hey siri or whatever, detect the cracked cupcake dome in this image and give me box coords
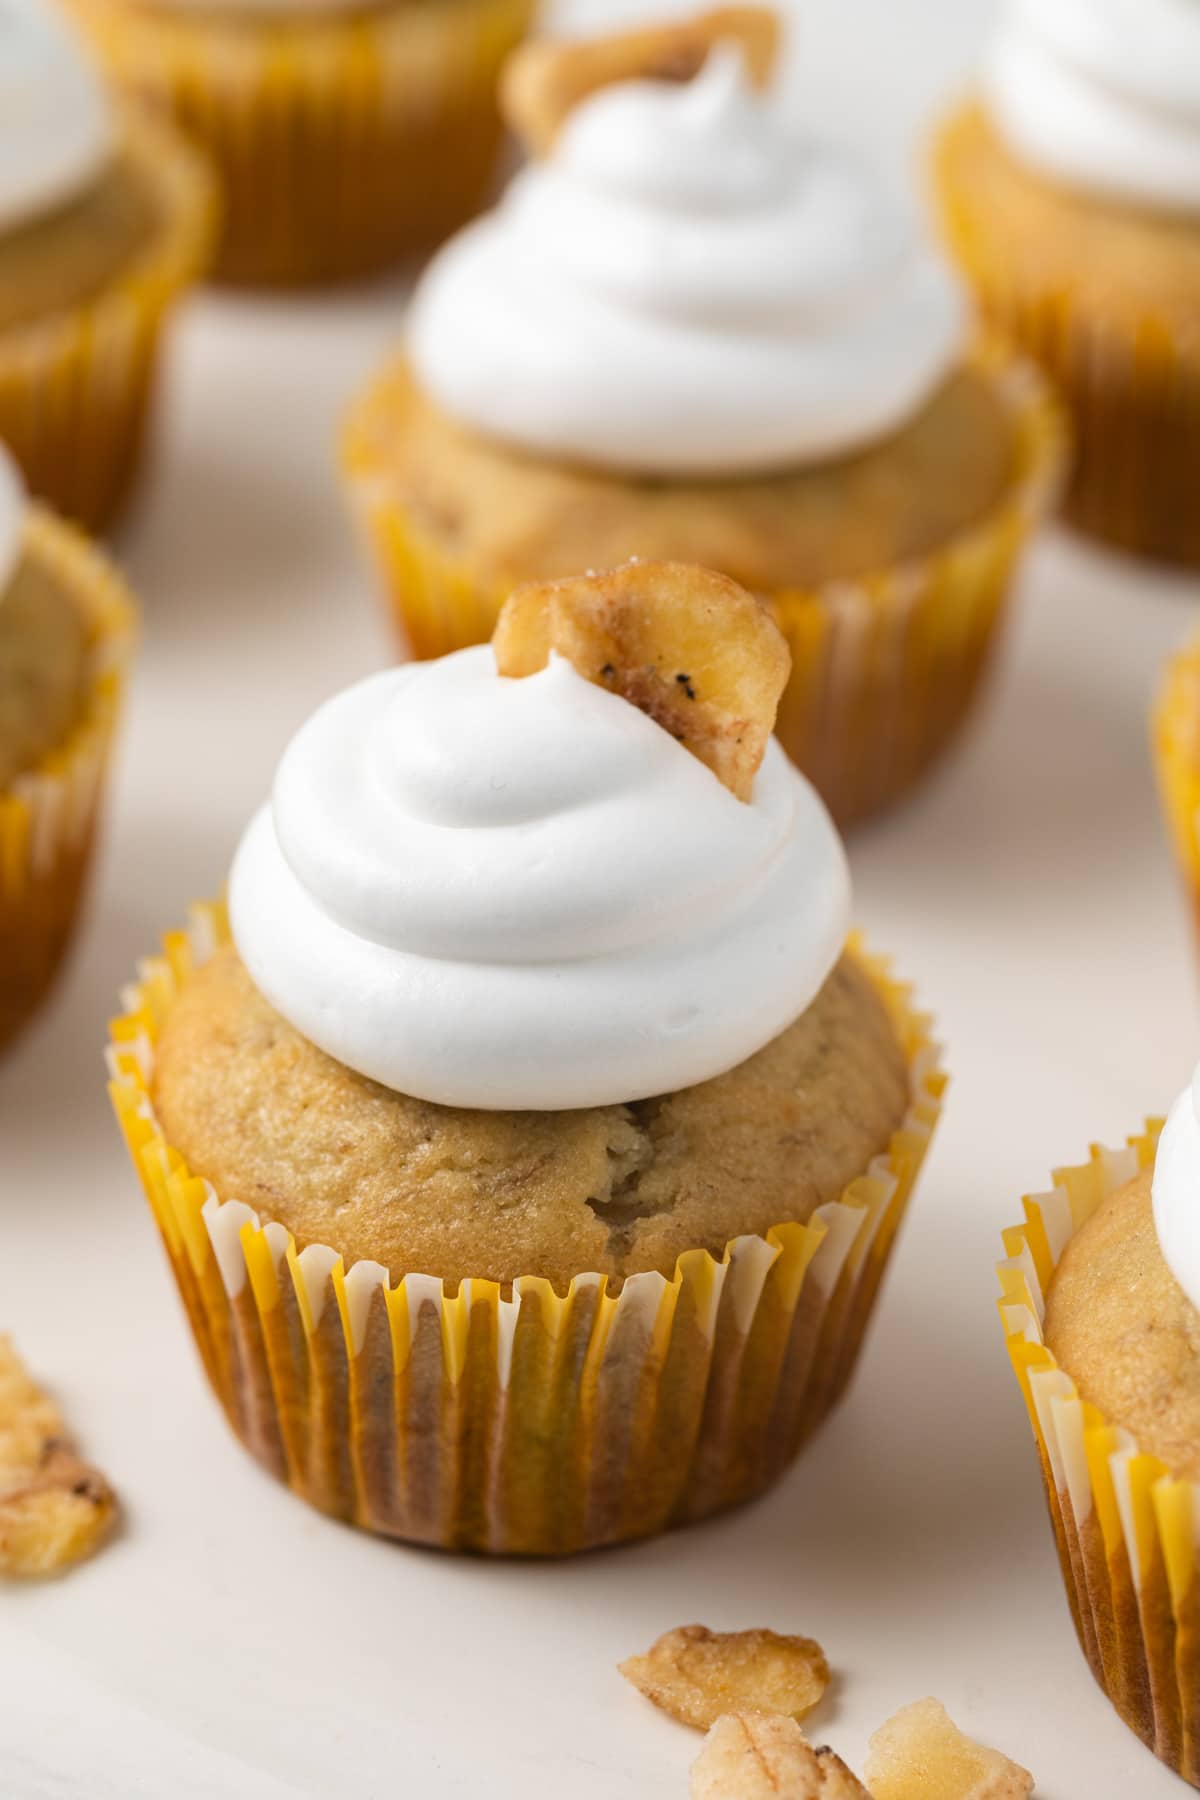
[493,559,791,802]
[500,5,781,157]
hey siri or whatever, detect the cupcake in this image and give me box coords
[1155,633,1200,945]
[934,0,1200,566]
[342,7,1066,827]
[109,559,943,1555]
[69,0,534,289]
[0,0,214,531]
[998,1093,1200,1783]
[0,443,136,1050]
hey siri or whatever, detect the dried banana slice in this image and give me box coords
[0,1334,117,1577]
[865,1700,1034,1800]
[493,561,790,802]
[501,7,781,156]
[690,1714,870,1799]
[619,1623,829,1731]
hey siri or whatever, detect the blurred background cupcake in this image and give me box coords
[68,0,535,288]
[1154,631,1200,948]
[109,561,942,1555]
[343,6,1065,827]
[934,0,1200,567]
[0,0,213,529]
[999,1089,1200,1785]
[0,442,136,1050]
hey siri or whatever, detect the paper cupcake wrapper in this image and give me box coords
[996,1121,1200,1785]
[1,511,136,1050]
[935,102,1200,568]
[108,906,943,1555]
[1154,635,1200,949]
[342,338,1066,828]
[74,0,533,288]
[0,112,214,534]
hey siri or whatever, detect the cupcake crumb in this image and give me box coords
[620,1624,829,1732]
[0,1335,117,1578]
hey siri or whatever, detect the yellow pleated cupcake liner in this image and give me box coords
[0,111,215,534]
[997,1121,1200,1785]
[1,511,136,1050]
[342,338,1066,827]
[108,904,943,1555]
[1154,635,1200,949]
[935,101,1200,568]
[73,0,533,288]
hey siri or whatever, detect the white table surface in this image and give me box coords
[3,2,1199,1794]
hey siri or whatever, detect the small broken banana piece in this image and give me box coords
[865,1700,1033,1800]
[493,561,791,802]
[0,1334,117,1577]
[619,1623,828,1731]
[501,7,781,156]
[690,1714,870,1800]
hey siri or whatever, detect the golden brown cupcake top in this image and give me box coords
[1045,1169,1200,1480]
[936,104,1200,330]
[151,944,909,1290]
[0,146,159,336]
[349,360,1014,594]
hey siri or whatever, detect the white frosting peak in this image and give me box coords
[986,0,1200,215]
[0,443,26,599]
[1153,1071,1200,1309]
[408,49,965,477]
[0,0,112,237]
[229,647,851,1111]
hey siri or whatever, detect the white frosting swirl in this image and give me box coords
[0,443,24,598]
[408,47,965,477]
[1153,1071,1200,1311]
[986,0,1200,215]
[0,0,112,237]
[229,647,851,1111]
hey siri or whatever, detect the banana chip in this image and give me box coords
[494,560,790,802]
[0,1335,117,1578]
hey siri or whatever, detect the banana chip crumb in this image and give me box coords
[501,7,781,156]
[620,1624,829,1732]
[690,1714,870,1799]
[865,1700,1033,1800]
[0,1335,117,1577]
[494,561,791,802]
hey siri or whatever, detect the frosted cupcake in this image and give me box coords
[0,444,136,1048]
[0,0,214,530]
[999,1082,1200,1784]
[69,0,534,288]
[343,7,1065,826]
[935,0,1200,566]
[110,559,942,1554]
